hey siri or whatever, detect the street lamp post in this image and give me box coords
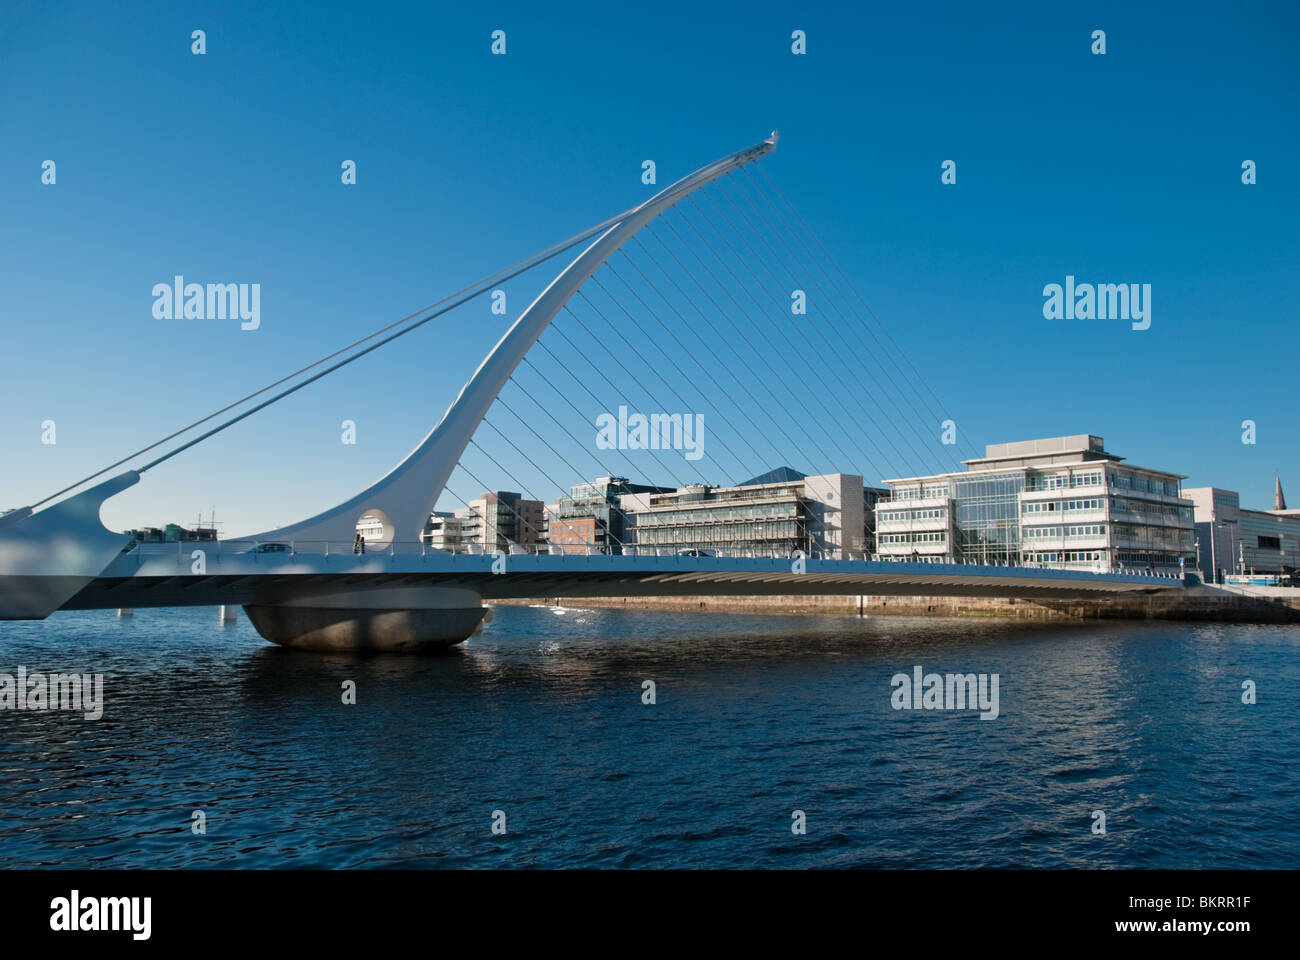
[1212,519,1238,583]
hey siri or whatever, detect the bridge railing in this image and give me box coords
[125,540,845,562]
[119,538,1186,579]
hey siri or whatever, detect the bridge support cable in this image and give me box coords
[472,410,636,554]
[732,171,964,473]
[493,378,671,497]
[702,181,953,480]
[523,321,692,491]
[25,205,654,513]
[528,316,758,490]
[568,287,759,486]
[689,189,915,478]
[476,355,692,552]
[677,195,915,481]
[553,304,701,489]
[746,164,985,465]
[465,219,848,553]
[227,133,781,548]
[629,233,844,478]
[750,162,979,461]
[486,390,631,502]
[607,251,808,473]
[462,438,623,554]
[470,427,591,530]
[455,405,643,555]
[452,447,621,557]
[586,269,780,482]
[443,460,609,556]
[519,342,712,491]
[449,398,638,556]
[651,215,869,476]
[432,280,715,546]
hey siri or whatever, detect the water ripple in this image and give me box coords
[0,606,1296,868]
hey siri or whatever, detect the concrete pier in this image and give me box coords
[242,587,486,652]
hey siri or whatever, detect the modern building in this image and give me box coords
[862,484,890,553]
[355,513,388,545]
[121,522,218,549]
[422,511,468,551]
[469,491,543,552]
[1185,478,1300,582]
[620,467,868,559]
[547,511,597,555]
[417,491,543,552]
[876,435,1195,571]
[547,476,673,555]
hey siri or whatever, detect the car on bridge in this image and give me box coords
[237,542,290,555]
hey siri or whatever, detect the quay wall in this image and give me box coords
[496,586,1300,623]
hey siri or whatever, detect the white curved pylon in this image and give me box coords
[245,132,779,546]
[0,471,140,618]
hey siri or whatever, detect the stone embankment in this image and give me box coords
[498,585,1300,623]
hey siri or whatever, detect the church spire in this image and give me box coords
[1276,475,1287,511]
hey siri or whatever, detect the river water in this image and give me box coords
[1,605,1296,868]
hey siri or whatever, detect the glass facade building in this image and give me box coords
[547,477,674,555]
[877,435,1195,571]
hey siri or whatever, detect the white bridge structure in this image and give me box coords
[0,133,1186,650]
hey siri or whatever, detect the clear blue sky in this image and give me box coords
[1,0,1296,536]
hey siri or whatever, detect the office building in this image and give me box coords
[548,476,673,555]
[876,435,1195,571]
[355,513,388,545]
[467,491,543,552]
[422,511,468,551]
[620,467,867,559]
[1185,478,1300,582]
[121,522,218,550]
[417,491,543,552]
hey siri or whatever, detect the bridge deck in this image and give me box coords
[59,548,1186,611]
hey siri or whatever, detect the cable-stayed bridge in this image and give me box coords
[0,133,1187,650]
